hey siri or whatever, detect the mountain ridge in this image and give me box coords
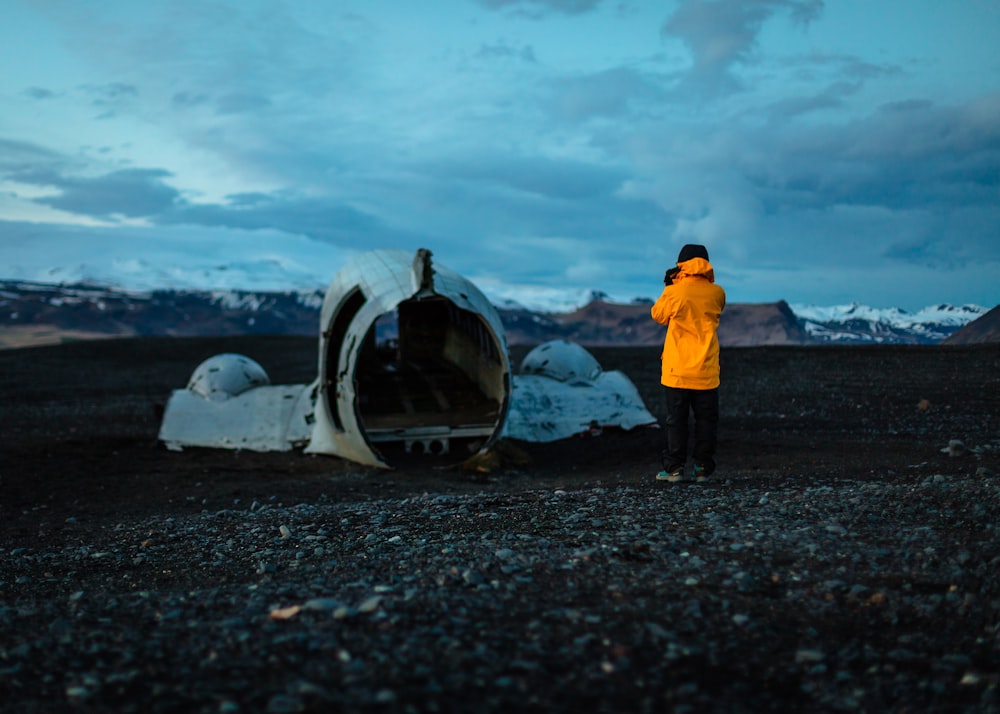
[943,304,1000,345]
[0,280,993,350]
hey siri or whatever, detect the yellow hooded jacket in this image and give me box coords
[651,256,726,389]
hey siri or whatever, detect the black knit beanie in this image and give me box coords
[677,243,709,263]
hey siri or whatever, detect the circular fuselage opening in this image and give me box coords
[351,296,508,464]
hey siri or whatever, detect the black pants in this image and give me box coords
[661,386,719,474]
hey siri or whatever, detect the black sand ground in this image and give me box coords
[1,337,999,712]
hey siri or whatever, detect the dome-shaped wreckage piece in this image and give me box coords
[519,339,602,385]
[503,339,657,443]
[187,353,270,400]
[159,354,311,453]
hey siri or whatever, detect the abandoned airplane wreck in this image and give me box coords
[159,248,655,469]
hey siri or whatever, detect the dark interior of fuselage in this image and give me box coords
[354,297,507,439]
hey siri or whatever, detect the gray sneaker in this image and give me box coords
[692,464,711,482]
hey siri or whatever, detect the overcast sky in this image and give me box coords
[1,0,998,310]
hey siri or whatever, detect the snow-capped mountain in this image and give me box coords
[4,242,991,330]
[790,302,990,344]
[14,257,334,296]
[1,279,992,350]
[1,229,349,295]
[0,280,326,348]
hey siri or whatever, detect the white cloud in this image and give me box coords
[662,0,824,93]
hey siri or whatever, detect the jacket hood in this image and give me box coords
[677,256,715,283]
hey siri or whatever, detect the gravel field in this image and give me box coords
[2,337,999,713]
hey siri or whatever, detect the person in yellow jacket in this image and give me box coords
[651,244,726,482]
